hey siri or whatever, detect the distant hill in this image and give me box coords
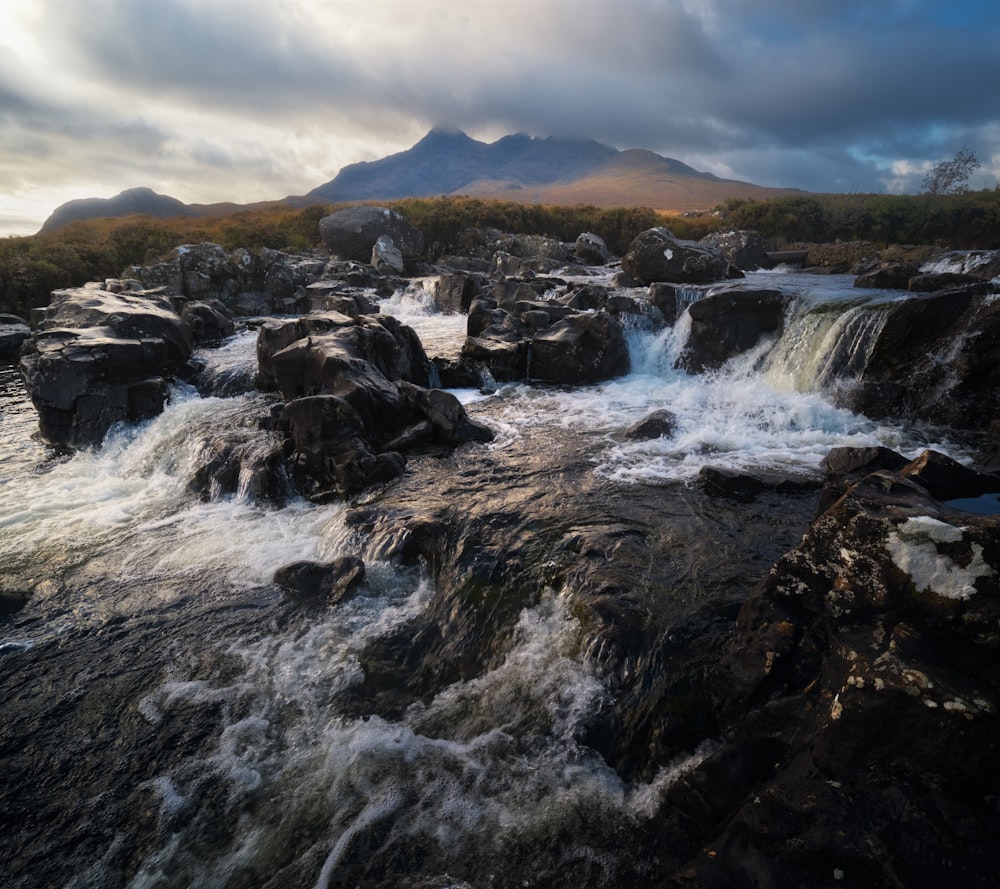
[38,187,198,234]
[38,130,804,233]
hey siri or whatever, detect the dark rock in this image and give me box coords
[179,299,235,343]
[841,289,1000,430]
[0,589,29,620]
[624,409,677,440]
[430,356,489,389]
[319,206,424,263]
[699,466,820,501]
[528,311,630,384]
[19,287,194,447]
[259,312,492,499]
[461,334,528,381]
[854,261,921,290]
[699,230,774,271]
[697,470,1000,888]
[561,284,611,311]
[371,235,404,274]
[575,231,611,265]
[425,272,482,313]
[0,315,31,360]
[273,556,366,605]
[679,287,790,373]
[622,228,728,285]
[908,271,983,292]
[899,448,1000,501]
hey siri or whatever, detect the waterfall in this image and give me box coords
[762,300,891,393]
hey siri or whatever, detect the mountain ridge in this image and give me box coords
[38,130,804,233]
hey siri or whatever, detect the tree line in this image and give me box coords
[3,190,1000,321]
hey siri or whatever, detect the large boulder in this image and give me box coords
[699,230,774,271]
[622,227,728,285]
[682,455,1000,888]
[259,314,492,500]
[319,206,424,263]
[841,287,1000,430]
[19,286,195,447]
[678,287,790,373]
[528,312,629,384]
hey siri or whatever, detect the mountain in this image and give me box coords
[38,130,804,233]
[306,128,620,202]
[304,129,802,211]
[38,187,198,234]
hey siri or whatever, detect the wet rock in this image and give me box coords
[624,409,678,441]
[679,287,790,373]
[424,272,483,313]
[260,313,492,499]
[273,556,366,605]
[700,466,820,501]
[908,271,983,292]
[319,205,424,263]
[528,311,629,384]
[0,589,29,620]
[19,287,194,447]
[842,288,1000,431]
[0,314,31,360]
[179,299,235,344]
[693,468,1000,888]
[698,230,774,271]
[622,228,728,285]
[854,261,921,290]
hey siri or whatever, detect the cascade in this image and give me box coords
[763,301,892,393]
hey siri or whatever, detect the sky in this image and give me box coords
[1,0,999,236]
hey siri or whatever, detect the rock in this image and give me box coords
[842,288,1000,430]
[908,271,983,292]
[371,235,404,274]
[259,313,493,499]
[273,556,366,605]
[622,228,728,285]
[624,409,677,440]
[562,284,611,311]
[695,469,1000,887]
[19,287,194,447]
[319,206,424,263]
[854,261,921,290]
[528,311,630,384]
[0,589,29,620]
[699,230,774,271]
[575,232,610,265]
[678,287,790,373]
[179,299,235,343]
[0,315,31,360]
[424,273,482,313]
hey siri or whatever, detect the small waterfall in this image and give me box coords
[763,302,892,393]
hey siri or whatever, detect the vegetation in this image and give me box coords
[922,145,981,196]
[3,189,1000,320]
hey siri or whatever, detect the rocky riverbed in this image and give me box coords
[2,213,999,888]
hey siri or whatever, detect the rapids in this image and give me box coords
[0,271,972,887]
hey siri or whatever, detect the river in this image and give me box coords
[0,270,971,888]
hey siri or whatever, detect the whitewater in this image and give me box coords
[0,269,973,887]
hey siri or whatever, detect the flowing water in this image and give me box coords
[0,271,971,887]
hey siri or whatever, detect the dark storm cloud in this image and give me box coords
[4,0,1000,235]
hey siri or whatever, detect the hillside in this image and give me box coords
[38,129,803,233]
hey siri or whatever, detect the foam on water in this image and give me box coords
[127,588,670,887]
[480,286,966,484]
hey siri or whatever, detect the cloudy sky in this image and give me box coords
[2,0,998,236]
